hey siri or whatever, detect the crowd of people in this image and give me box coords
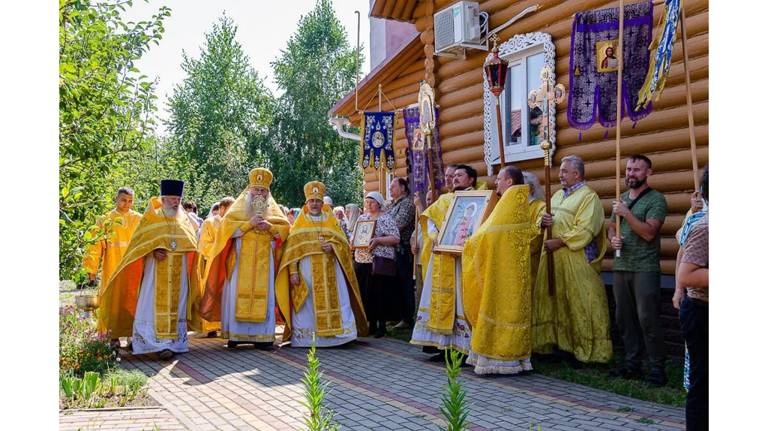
[85,156,708,430]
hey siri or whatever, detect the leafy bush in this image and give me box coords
[59,306,117,377]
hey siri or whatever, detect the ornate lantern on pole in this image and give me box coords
[483,34,509,169]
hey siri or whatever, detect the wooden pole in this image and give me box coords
[614,0,625,258]
[542,141,555,296]
[378,84,387,198]
[495,97,506,171]
[679,4,700,190]
[355,11,360,112]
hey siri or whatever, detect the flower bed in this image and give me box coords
[59,306,155,410]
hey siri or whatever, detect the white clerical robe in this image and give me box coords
[132,255,190,354]
[221,229,276,342]
[410,220,472,353]
[290,256,357,347]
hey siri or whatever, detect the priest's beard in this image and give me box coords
[245,192,268,217]
[162,207,178,217]
[625,176,647,189]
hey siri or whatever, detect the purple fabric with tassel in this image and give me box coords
[404,106,445,193]
[567,1,654,133]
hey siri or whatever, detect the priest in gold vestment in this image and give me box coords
[275,181,367,347]
[98,180,198,359]
[410,164,478,357]
[193,197,235,337]
[533,156,613,364]
[83,187,141,291]
[200,168,290,348]
[463,166,538,375]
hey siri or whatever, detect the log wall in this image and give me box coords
[360,0,708,275]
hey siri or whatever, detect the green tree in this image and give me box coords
[59,0,170,281]
[268,0,364,207]
[166,15,273,208]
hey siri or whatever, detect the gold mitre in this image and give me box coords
[303,181,326,201]
[248,168,273,189]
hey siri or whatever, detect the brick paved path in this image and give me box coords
[63,336,685,430]
[59,406,185,430]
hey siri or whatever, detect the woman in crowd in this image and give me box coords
[352,192,400,337]
[384,177,417,329]
[333,206,350,238]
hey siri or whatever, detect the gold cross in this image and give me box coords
[527,66,566,162]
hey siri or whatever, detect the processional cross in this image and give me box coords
[418,80,437,202]
[527,66,566,296]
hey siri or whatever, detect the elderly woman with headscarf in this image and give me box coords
[352,192,400,338]
[333,206,350,238]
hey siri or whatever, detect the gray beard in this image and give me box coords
[162,207,177,217]
[245,193,269,217]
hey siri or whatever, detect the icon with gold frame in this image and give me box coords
[350,219,377,250]
[434,190,496,255]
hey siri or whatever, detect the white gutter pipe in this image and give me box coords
[329,116,361,142]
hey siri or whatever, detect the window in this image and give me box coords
[483,33,556,174]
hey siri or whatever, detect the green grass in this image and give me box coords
[531,354,686,407]
[382,324,686,407]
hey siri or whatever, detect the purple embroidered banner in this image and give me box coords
[404,106,444,194]
[361,111,396,170]
[567,1,654,131]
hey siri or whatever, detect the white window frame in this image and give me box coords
[483,32,556,175]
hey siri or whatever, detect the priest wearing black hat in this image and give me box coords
[98,179,199,360]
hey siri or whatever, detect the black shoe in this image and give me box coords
[428,352,446,363]
[157,349,174,360]
[227,340,239,349]
[609,365,643,380]
[374,328,387,338]
[646,367,668,387]
[206,331,218,338]
[252,342,275,351]
[422,346,440,354]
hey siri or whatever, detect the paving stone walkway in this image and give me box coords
[59,406,185,430]
[62,336,685,430]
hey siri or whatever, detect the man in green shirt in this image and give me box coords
[607,154,668,386]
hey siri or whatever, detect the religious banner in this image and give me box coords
[636,0,682,109]
[403,106,445,193]
[567,1,654,132]
[361,111,396,171]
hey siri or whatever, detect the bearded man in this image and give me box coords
[410,164,477,360]
[608,155,668,385]
[275,181,367,347]
[200,168,290,349]
[98,180,198,359]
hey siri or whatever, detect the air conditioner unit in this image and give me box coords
[434,1,488,57]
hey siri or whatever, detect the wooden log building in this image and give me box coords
[330,0,708,355]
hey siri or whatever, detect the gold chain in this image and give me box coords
[161,208,178,251]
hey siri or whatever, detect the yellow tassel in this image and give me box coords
[636,4,678,110]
